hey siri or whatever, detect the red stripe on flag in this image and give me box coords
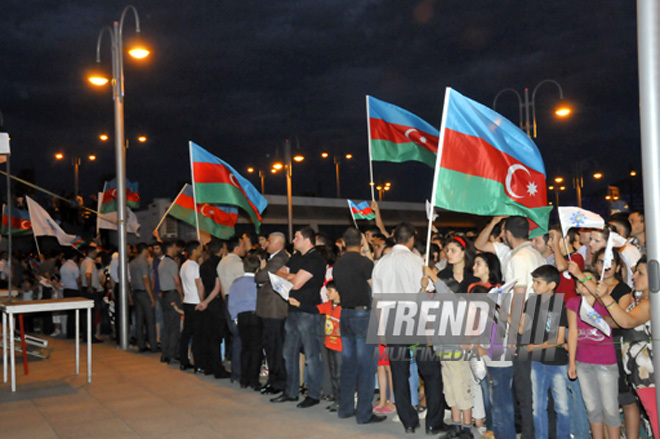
[176,194,239,226]
[102,189,139,203]
[351,207,373,216]
[3,215,31,230]
[441,128,548,208]
[370,118,438,154]
[192,162,262,220]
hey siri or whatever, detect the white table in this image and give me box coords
[1,297,94,391]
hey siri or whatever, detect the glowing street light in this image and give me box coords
[593,172,603,179]
[99,134,109,141]
[54,152,64,160]
[554,176,564,184]
[321,152,329,158]
[137,135,147,143]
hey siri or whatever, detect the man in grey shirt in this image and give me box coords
[158,241,183,363]
[130,243,157,352]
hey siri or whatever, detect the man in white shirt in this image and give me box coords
[502,216,545,439]
[372,223,449,435]
[178,240,204,370]
[216,236,246,381]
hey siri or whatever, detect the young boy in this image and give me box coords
[290,280,342,411]
[317,281,342,412]
[520,264,570,439]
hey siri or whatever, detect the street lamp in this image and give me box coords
[88,5,148,350]
[99,134,109,141]
[54,153,97,196]
[548,184,565,206]
[375,181,391,201]
[322,152,353,198]
[247,166,266,194]
[493,79,571,138]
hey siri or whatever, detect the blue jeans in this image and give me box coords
[338,308,377,423]
[409,359,420,406]
[567,375,591,437]
[531,362,570,439]
[487,366,515,439]
[283,310,323,400]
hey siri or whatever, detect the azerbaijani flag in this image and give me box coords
[1,204,32,236]
[432,88,552,230]
[190,142,267,231]
[168,184,238,239]
[348,200,376,220]
[100,178,140,213]
[367,96,439,168]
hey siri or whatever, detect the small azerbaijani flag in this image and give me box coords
[1,204,32,236]
[367,96,439,168]
[347,200,375,221]
[579,298,611,336]
[100,178,140,213]
[168,184,238,239]
[558,206,605,237]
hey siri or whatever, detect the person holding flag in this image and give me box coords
[594,256,657,438]
[567,267,620,439]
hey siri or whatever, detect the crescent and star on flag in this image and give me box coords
[505,164,539,200]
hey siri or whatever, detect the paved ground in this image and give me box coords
[0,335,459,439]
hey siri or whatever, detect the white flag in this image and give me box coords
[268,271,293,301]
[96,192,141,235]
[487,279,516,306]
[579,298,611,337]
[600,230,628,279]
[26,196,81,247]
[425,199,438,221]
[558,206,604,236]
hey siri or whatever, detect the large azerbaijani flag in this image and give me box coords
[367,96,439,168]
[168,184,238,239]
[189,142,267,231]
[100,178,140,213]
[347,200,376,220]
[0,204,32,236]
[432,88,552,230]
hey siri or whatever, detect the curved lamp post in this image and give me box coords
[493,79,571,138]
[89,5,148,350]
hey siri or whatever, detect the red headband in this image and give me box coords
[452,236,467,249]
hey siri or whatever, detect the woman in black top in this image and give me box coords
[435,235,478,294]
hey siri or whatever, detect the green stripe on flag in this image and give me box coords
[194,182,261,232]
[434,168,551,230]
[370,139,435,168]
[99,200,118,214]
[352,212,376,220]
[169,204,235,239]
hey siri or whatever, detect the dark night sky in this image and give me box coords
[0,0,641,207]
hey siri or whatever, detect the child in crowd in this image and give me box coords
[316,281,342,412]
[522,265,570,439]
[567,268,620,439]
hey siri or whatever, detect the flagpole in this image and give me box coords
[33,235,41,256]
[153,185,186,236]
[188,141,201,241]
[347,200,358,228]
[366,96,376,201]
[424,88,451,264]
[5,157,10,304]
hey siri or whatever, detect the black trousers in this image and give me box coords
[179,303,203,366]
[237,311,263,387]
[513,357,535,438]
[389,346,447,430]
[200,298,227,375]
[262,317,287,390]
[134,290,157,351]
[160,290,181,360]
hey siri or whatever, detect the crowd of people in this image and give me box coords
[1,202,655,439]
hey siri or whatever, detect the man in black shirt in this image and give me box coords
[196,239,230,378]
[271,227,326,408]
[334,227,385,424]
